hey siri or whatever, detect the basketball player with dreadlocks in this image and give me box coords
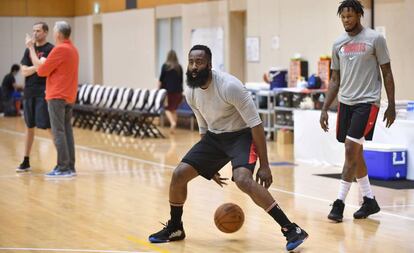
[320,0,396,222]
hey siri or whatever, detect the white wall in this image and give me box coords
[102,9,156,89]
[182,1,229,72]
[0,17,13,79]
[245,0,412,101]
[246,0,344,82]
[1,0,412,100]
[246,0,279,82]
[73,15,93,84]
[376,0,414,100]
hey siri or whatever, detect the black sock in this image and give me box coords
[268,203,291,228]
[170,205,183,226]
[23,156,29,164]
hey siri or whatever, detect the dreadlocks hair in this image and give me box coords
[337,0,364,16]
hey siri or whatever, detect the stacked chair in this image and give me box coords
[73,84,167,138]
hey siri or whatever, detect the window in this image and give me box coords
[156,18,182,77]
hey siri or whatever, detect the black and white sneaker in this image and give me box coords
[281,223,308,251]
[328,199,345,222]
[16,161,31,172]
[353,196,380,219]
[148,221,185,243]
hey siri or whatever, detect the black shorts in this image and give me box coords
[182,128,258,180]
[336,102,379,143]
[23,96,51,129]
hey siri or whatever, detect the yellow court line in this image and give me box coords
[127,236,170,253]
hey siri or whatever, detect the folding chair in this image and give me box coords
[134,89,167,138]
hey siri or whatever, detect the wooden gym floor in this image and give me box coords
[0,116,413,253]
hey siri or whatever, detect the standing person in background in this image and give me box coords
[1,64,21,116]
[320,0,396,222]
[26,21,79,178]
[17,22,54,172]
[158,50,183,134]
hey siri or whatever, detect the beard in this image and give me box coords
[345,23,358,33]
[186,67,210,88]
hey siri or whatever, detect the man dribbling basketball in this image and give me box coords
[148,45,308,251]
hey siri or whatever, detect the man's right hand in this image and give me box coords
[320,110,329,132]
[25,34,34,48]
[212,173,228,187]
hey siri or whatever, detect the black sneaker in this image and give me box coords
[148,221,185,243]
[16,161,31,172]
[281,223,308,251]
[328,199,345,222]
[353,196,380,219]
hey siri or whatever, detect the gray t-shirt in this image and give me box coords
[185,70,262,134]
[331,27,390,105]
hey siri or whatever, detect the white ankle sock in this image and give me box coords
[356,175,374,199]
[337,180,352,201]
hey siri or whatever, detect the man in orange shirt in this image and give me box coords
[25,21,79,178]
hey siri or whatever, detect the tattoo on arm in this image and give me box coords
[380,63,395,105]
[322,70,340,111]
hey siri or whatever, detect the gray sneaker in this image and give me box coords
[70,168,77,176]
[45,168,73,178]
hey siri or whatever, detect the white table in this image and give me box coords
[294,109,414,180]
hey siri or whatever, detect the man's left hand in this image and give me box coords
[383,104,396,128]
[255,165,273,189]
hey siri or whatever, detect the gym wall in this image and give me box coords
[0,0,412,100]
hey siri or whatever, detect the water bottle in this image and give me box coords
[407,101,414,120]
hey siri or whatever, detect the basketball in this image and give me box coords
[214,203,244,233]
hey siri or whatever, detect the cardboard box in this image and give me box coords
[277,130,293,144]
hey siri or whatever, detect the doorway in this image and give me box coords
[229,11,246,82]
[93,24,103,84]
